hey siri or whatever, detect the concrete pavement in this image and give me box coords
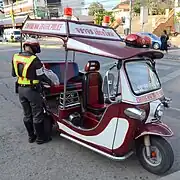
[1,46,180,179]
[158,170,180,180]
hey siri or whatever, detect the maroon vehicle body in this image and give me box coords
[20,17,174,175]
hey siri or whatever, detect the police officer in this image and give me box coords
[12,38,54,144]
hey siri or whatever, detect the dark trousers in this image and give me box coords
[18,86,45,139]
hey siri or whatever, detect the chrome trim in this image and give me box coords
[60,133,134,161]
[154,103,164,120]
[124,108,146,121]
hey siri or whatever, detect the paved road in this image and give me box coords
[1,46,180,180]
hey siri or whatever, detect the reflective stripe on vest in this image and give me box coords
[13,54,39,85]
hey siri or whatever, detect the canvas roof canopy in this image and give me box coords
[22,18,164,60]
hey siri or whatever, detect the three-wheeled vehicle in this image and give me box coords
[20,18,174,175]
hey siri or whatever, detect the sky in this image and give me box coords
[81,0,123,15]
[83,0,120,10]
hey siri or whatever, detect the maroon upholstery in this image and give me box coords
[82,61,106,114]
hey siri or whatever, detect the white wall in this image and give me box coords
[35,0,46,8]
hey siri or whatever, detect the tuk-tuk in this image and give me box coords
[20,17,174,175]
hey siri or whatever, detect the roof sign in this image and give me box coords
[22,19,121,41]
[22,20,66,35]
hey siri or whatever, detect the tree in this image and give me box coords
[133,0,174,15]
[133,0,141,14]
[94,11,115,25]
[88,2,105,16]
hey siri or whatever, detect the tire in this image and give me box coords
[153,42,160,50]
[136,136,174,175]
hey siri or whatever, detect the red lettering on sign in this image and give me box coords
[136,90,164,103]
[24,22,63,31]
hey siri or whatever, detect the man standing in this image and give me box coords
[160,30,169,53]
[12,38,53,144]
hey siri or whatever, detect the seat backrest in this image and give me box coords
[43,62,79,84]
[82,61,104,109]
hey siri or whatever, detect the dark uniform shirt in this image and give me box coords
[12,51,53,85]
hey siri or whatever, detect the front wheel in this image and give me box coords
[136,136,174,175]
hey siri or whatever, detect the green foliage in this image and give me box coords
[133,0,174,15]
[94,11,115,25]
[88,2,105,16]
[176,12,180,17]
[88,2,115,25]
[133,0,140,14]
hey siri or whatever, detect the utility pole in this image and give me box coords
[33,0,36,18]
[140,0,147,32]
[129,0,132,34]
[10,1,15,28]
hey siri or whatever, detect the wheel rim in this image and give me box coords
[153,43,159,49]
[142,146,162,167]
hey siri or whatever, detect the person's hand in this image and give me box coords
[43,84,51,88]
[50,81,55,86]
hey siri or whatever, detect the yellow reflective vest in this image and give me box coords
[13,53,39,85]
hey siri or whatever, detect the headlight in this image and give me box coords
[155,103,164,119]
[124,108,146,121]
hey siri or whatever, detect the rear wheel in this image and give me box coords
[136,136,174,175]
[153,42,160,49]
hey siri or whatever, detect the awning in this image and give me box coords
[21,18,164,60]
[66,37,164,60]
[0,15,27,27]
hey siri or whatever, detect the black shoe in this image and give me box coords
[34,122,52,145]
[36,136,52,145]
[28,135,37,143]
[24,121,36,143]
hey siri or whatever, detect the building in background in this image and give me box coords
[112,3,129,20]
[47,0,61,17]
[0,0,90,28]
[61,0,85,16]
[2,0,47,18]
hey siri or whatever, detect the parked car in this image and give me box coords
[125,33,151,48]
[137,32,162,49]
[138,32,171,50]
[3,28,21,42]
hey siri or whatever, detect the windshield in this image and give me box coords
[125,60,161,95]
[14,31,21,35]
[140,33,159,40]
[150,33,159,40]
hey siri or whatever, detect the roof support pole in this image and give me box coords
[63,49,68,109]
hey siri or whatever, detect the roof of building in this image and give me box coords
[112,2,130,10]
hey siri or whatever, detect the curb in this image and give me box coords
[157,170,180,180]
[0,42,62,49]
